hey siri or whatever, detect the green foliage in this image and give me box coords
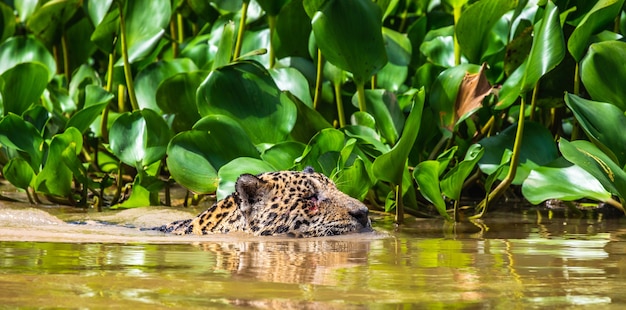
[0,0,622,218]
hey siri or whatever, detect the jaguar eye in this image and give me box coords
[305,194,319,212]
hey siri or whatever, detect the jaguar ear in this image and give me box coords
[235,174,267,213]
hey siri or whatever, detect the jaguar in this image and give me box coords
[154,167,372,237]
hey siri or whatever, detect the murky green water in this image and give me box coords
[1,205,625,309]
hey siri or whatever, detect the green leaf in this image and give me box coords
[456,0,517,64]
[0,2,16,43]
[166,115,261,194]
[270,67,313,106]
[568,0,625,62]
[564,93,626,165]
[478,122,558,184]
[217,158,276,200]
[0,36,56,81]
[35,127,82,197]
[274,0,312,59]
[372,88,425,185]
[354,89,405,145]
[297,128,346,173]
[559,139,626,200]
[114,174,154,209]
[156,71,206,133]
[26,0,81,45]
[420,26,455,68]
[109,109,172,170]
[197,60,297,144]
[497,1,565,107]
[311,0,387,85]
[580,40,626,111]
[213,21,235,69]
[261,141,306,171]
[66,85,113,133]
[15,0,39,23]
[334,157,371,200]
[0,113,44,170]
[135,59,198,113]
[520,0,565,93]
[85,0,113,26]
[414,160,450,220]
[166,131,219,194]
[3,158,35,190]
[441,144,484,200]
[256,0,289,15]
[522,157,612,205]
[0,62,49,116]
[121,0,171,64]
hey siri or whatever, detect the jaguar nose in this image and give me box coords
[349,206,371,228]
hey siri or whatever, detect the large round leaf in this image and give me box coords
[560,139,626,201]
[85,0,113,26]
[156,71,206,133]
[567,0,625,62]
[135,59,198,113]
[120,0,171,64]
[274,0,311,59]
[261,141,306,171]
[580,40,626,111]
[35,127,82,197]
[0,62,48,116]
[0,2,16,43]
[109,109,172,170]
[311,0,387,85]
[166,116,261,194]
[3,157,35,190]
[522,157,612,205]
[26,0,81,45]
[0,36,56,81]
[520,0,565,93]
[196,60,297,144]
[497,1,565,108]
[456,0,516,64]
[0,113,44,171]
[564,93,626,165]
[217,158,276,200]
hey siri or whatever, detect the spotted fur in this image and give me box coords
[154,168,372,237]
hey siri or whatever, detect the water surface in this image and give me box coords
[0,204,625,309]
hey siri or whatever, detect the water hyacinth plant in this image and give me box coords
[0,0,624,220]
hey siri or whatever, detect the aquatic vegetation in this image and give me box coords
[0,0,624,220]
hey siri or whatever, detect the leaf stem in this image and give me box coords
[334,82,345,127]
[61,33,70,82]
[529,81,539,121]
[268,15,276,68]
[476,93,527,215]
[313,49,323,109]
[573,62,580,96]
[233,1,249,60]
[395,183,404,224]
[356,82,367,112]
[117,0,139,111]
[453,4,462,66]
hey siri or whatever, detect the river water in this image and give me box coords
[0,203,624,309]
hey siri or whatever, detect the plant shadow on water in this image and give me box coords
[0,204,625,308]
